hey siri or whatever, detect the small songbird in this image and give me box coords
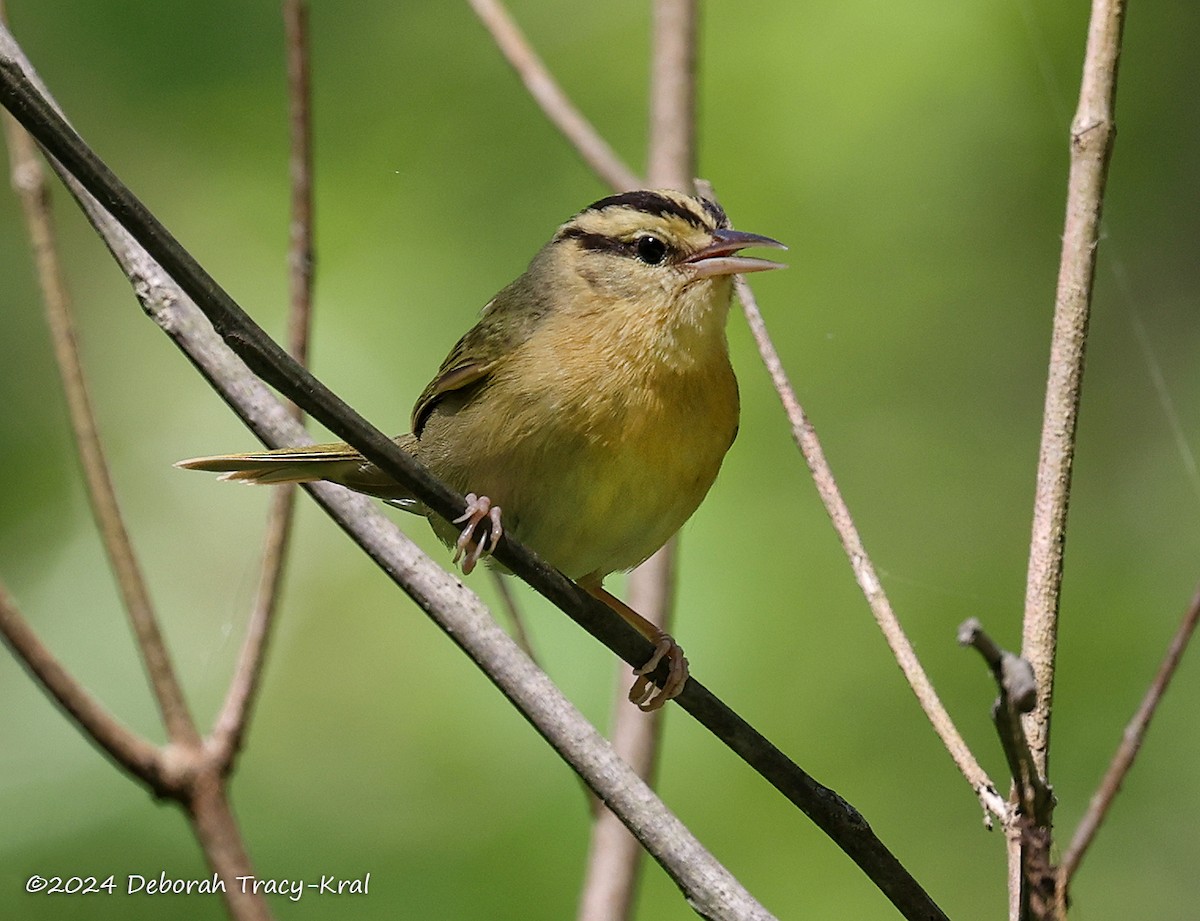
[179,189,785,710]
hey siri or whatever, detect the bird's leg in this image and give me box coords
[579,579,689,711]
[452,493,503,574]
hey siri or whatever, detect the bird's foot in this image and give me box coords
[452,493,503,574]
[579,580,691,711]
[628,632,689,712]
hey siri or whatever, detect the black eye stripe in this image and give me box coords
[559,227,678,263]
[559,228,630,255]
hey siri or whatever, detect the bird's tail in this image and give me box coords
[177,439,418,503]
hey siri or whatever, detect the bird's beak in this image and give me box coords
[684,228,788,278]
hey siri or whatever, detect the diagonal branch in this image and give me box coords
[1058,583,1200,889]
[1020,0,1127,781]
[734,272,1008,822]
[467,0,641,192]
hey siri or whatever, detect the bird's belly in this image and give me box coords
[419,371,737,580]
[504,434,724,579]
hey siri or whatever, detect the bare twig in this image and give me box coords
[645,0,696,189]
[489,570,538,659]
[467,0,640,192]
[0,587,272,918]
[1020,0,1127,778]
[735,273,1007,822]
[2,584,273,918]
[210,0,315,771]
[208,484,295,766]
[959,619,1056,918]
[1058,584,1200,889]
[0,28,949,920]
[188,777,274,921]
[0,55,197,748]
[282,0,315,373]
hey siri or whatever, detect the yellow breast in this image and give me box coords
[416,295,739,581]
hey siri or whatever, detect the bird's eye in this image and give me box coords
[634,235,668,265]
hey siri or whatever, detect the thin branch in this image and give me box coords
[210,0,315,771]
[645,0,696,189]
[0,61,198,748]
[0,31,949,921]
[467,0,641,192]
[1,582,272,921]
[0,581,164,786]
[490,569,538,659]
[1058,584,1200,888]
[955,623,1041,810]
[734,272,1008,822]
[188,776,274,921]
[579,5,697,917]
[1006,837,1023,921]
[282,0,315,374]
[959,618,1055,918]
[208,485,295,767]
[1020,0,1127,779]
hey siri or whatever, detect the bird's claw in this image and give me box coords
[452,493,503,574]
[628,634,689,711]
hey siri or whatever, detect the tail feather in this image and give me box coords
[176,444,363,481]
[176,439,419,504]
[217,466,330,486]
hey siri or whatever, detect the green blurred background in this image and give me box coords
[2,2,1198,918]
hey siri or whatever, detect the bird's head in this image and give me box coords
[536,189,786,341]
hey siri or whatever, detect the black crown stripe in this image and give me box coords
[581,190,725,230]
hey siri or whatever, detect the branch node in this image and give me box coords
[144,740,207,803]
[1001,653,1038,714]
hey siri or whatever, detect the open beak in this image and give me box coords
[685,228,788,278]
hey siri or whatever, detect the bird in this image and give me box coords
[178,189,786,710]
